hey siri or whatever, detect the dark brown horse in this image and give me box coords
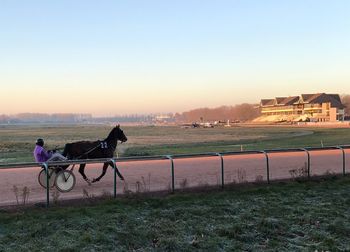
[62,125,127,184]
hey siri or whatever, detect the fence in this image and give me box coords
[0,144,350,208]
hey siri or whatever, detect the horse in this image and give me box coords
[62,125,127,184]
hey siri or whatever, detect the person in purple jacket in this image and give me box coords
[33,138,66,162]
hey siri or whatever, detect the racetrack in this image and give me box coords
[0,149,349,207]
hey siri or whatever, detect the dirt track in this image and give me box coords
[0,149,349,207]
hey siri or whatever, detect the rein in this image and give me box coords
[75,144,100,159]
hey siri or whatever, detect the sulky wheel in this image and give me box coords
[55,170,76,193]
[38,167,56,189]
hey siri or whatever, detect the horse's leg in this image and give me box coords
[92,162,124,182]
[115,165,124,181]
[92,162,109,183]
[79,163,91,185]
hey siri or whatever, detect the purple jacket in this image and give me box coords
[33,145,52,162]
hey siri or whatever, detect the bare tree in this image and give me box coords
[176,104,260,122]
[341,94,350,116]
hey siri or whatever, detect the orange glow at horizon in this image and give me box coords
[1,54,350,116]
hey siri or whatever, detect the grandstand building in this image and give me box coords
[256,93,345,122]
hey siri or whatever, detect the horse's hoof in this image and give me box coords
[92,178,98,183]
[120,177,125,181]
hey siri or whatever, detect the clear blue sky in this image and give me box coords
[1,0,349,115]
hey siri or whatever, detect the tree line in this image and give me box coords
[175,103,260,123]
[341,94,350,117]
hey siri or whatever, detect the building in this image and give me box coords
[257,93,345,122]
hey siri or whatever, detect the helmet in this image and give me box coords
[36,138,44,146]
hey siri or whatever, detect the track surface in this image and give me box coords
[1,149,349,207]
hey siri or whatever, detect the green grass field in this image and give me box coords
[1,177,350,251]
[1,124,350,162]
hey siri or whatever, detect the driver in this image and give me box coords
[33,138,67,162]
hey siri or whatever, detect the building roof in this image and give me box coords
[261,96,300,107]
[307,93,345,109]
[260,93,345,108]
[281,96,299,106]
[307,93,326,103]
[275,97,287,105]
[329,94,343,103]
[301,94,316,102]
[260,99,275,106]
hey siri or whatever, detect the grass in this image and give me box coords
[124,126,350,156]
[1,177,350,251]
[1,124,350,162]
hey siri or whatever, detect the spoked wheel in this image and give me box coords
[38,168,56,189]
[55,170,76,193]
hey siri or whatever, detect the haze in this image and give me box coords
[1,0,350,116]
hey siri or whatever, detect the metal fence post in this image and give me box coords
[261,151,270,184]
[336,146,346,176]
[216,153,224,189]
[166,155,175,193]
[301,148,310,179]
[110,159,117,198]
[42,162,50,208]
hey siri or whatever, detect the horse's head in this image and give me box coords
[114,124,127,143]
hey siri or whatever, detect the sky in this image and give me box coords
[1,0,350,116]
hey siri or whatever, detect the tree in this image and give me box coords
[341,94,350,116]
[176,104,260,123]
